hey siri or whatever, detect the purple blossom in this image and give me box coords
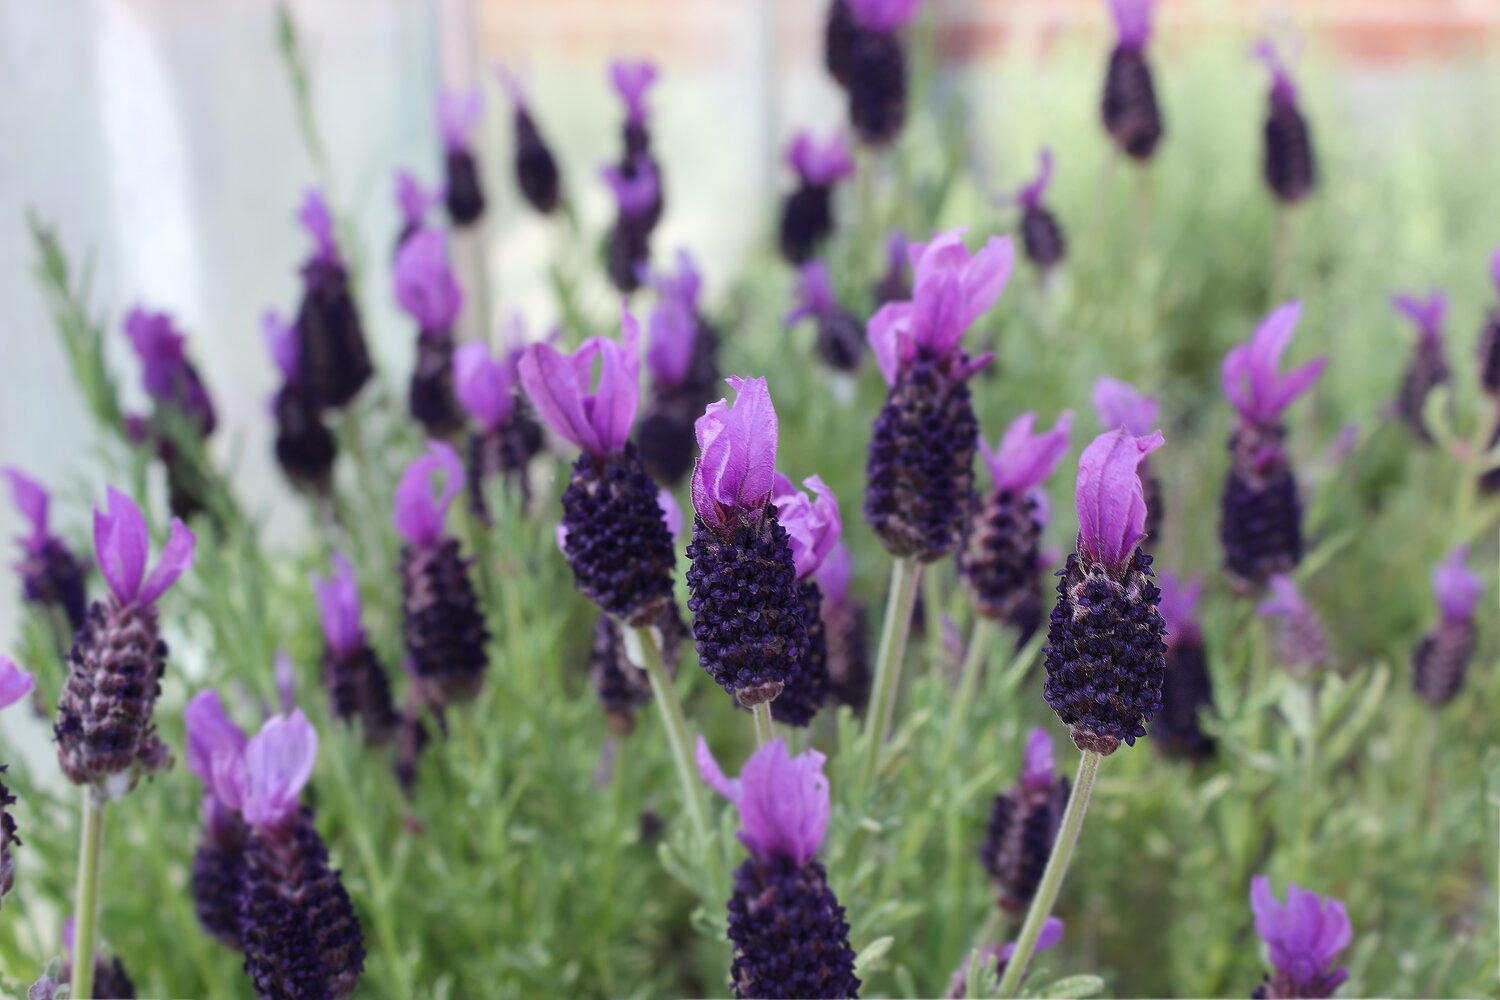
[1256,573,1307,619]
[786,130,854,186]
[263,311,299,383]
[1250,876,1352,998]
[437,89,483,153]
[0,656,35,712]
[648,249,704,313]
[691,376,778,529]
[312,554,365,658]
[4,468,49,551]
[393,441,465,548]
[786,261,838,327]
[1020,726,1057,792]
[646,295,696,387]
[815,540,854,606]
[1157,571,1204,645]
[609,59,657,124]
[772,474,842,580]
[92,487,195,606]
[1016,149,1055,209]
[453,341,518,432]
[275,652,297,715]
[1108,0,1153,49]
[867,227,1012,385]
[184,690,248,808]
[979,411,1073,495]
[1432,546,1482,622]
[1074,428,1165,573]
[1492,248,1500,293]
[658,488,685,541]
[299,189,339,265]
[394,229,464,332]
[518,303,642,458]
[697,735,830,866]
[124,307,192,400]
[395,171,441,229]
[1222,301,1327,426]
[1253,38,1297,103]
[847,0,922,33]
[1392,291,1446,345]
[239,710,319,830]
[602,158,659,218]
[1092,376,1160,436]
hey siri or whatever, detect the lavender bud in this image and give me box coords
[1101,47,1163,160]
[847,30,905,148]
[728,856,860,999]
[1256,42,1315,204]
[824,0,857,88]
[321,645,398,745]
[981,731,1070,911]
[513,108,561,215]
[295,193,372,410]
[271,383,337,494]
[1413,547,1482,706]
[1258,576,1331,677]
[399,539,489,707]
[770,580,831,726]
[1151,573,1216,761]
[193,799,249,948]
[19,539,88,634]
[780,185,834,266]
[407,332,465,437]
[1021,204,1067,271]
[960,491,1044,623]
[1221,425,1303,592]
[1394,326,1450,446]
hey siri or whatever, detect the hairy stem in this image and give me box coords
[862,557,923,793]
[938,616,995,770]
[71,787,107,1000]
[752,701,775,747]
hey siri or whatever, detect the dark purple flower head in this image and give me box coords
[691,376,778,532]
[394,229,464,332]
[1223,301,1327,427]
[4,468,51,553]
[393,442,465,549]
[1093,376,1160,436]
[454,341,518,432]
[847,0,921,32]
[1016,149,1055,210]
[519,303,641,458]
[1432,546,1482,623]
[185,689,249,809]
[1250,876,1351,999]
[772,474,842,581]
[312,554,365,659]
[602,158,660,219]
[1157,571,1204,647]
[786,261,838,327]
[868,227,1011,385]
[1075,428,1164,575]
[697,736,830,866]
[980,411,1073,496]
[93,487,195,607]
[263,311,300,384]
[1253,38,1298,103]
[437,89,483,153]
[1108,0,1153,49]
[395,171,442,230]
[609,59,658,125]
[786,130,854,186]
[299,189,340,265]
[124,307,190,399]
[1392,291,1447,346]
[0,656,35,713]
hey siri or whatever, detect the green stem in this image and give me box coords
[995,750,1103,998]
[862,557,924,793]
[752,701,775,746]
[938,617,995,770]
[71,787,107,1000]
[961,906,1009,999]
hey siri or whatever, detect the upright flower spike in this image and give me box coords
[312,554,398,743]
[980,728,1071,912]
[816,542,871,712]
[4,468,88,631]
[960,411,1073,627]
[184,690,250,948]
[56,487,195,790]
[1093,376,1164,542]
[1043,429,1168,754]
[394,442,490,707]
[520,305,676,626]
[1150,572,1216,760]
[1100,0,1164,160]
[1016,150,1067,273]
[1255,40,1315,205]
[496,67,561,215]
[687,378,809,707]
[767,474,843,725]
[293,189,372,410]
[787,261,865,372]
[865,228,1012,562]
[1258,575,1331,676]
[1,657,36,910]
[609,59,665,230]
[264,311,338,495]
[124,307,218,439]
[872,230,911,306]
[944,918,1064,999]
[603,157,661,293]
[1391,292,1450,444]
[395,228,467,437]
[844,0,922,146]
[1479,250,1500,400]
[1249,877,1352,1000]
[638,251,723,485]
[455,331,543,519]
[697,737,860,999]
[438,88,486,227]
[1220,301,1326,592]
[778,130,854,265]
[393,170,441,255]
[1412,546,1482,706]
[824,0,858,88]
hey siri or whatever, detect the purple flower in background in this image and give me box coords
[1,656,36,910]
[1016,149,1067,272]
[1101,0,1163,159]
[185,690,252,949]
[438,89,482,153]
[1044,429,1168,755]
[57,916,137,999]
[698,736,859,998]
[394,442,464,549]
[439,89,486,227]
[1391,292,1451,443]
[520,304,641,459]
[843,0,920,146]
[1255,39,1316,204]
[396,229,466,436]
[124,306,218,445]
[638,251,724,485]
[265,310,338,495]
[610,59,657,127]
[1222,302,1327,428]
[779,130,853,265]
[1151,572,1216,760]
[1094,376,1164,541]
[815,541,870,714]
[1480,248,1500,399]
[263,311,300,384]
[981,728,1071,912]
[945,918,1064,998]
[455,341,518,434]
[873,230,911,305]
[1249,877,1351,999]
[456,331,543,519]
[1413,546,1483,706]
[787,261,865,372]
[4,467,88,630]
[603,158,661,292]
[496,66,562,214]
[294,188,372,410]
[313,554,398,743]
[393,170,442,253]
[769,474,843,726]
[647,289,698,389]
[1258,575,1331,676]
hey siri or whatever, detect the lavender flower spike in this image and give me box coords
[1249,876,1351,999]
[396,228,466,436]
[697,736,859,999]
[1480,248,1500,399]
[816,542,871,713]
[603,157,661,292]
[4,467,88,630]
[637,250,723,485]
[844,0,921,146]
[1101,0,1163,159]
[787,261,865,372]
[1258,575,1331,676]
[1,656,36,910]
[313,555,397,742]
[124,306,218,438]
[439,89,486,227]
[455,334,541,518]
[1413,546,1483,706]
[1256,39,1316,205]
[294,188,372,410]
[495,66,562,215]
[393,170,440,253]
[1094,376,1163,539]
[265,311,338,495]
[780,130,854,265]
[688,378,808,706]
[1151,572,1216,760]
[1016,149,1067,272]
[1044,429,1168,754]
[184,690,251,949]
[980,727,1071,912]
[1392,292,1451,443]
[610,59,658,126]
[768,474,843,726]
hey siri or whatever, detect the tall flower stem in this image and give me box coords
[751,701,775,746]
[938,617,995,770]
[70,787,107,1000]
[862,557,924,793]
[995,750,1103,998]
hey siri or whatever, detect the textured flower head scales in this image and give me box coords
[1157,571,1204,644]
[1108,0,1153,48]
[454,340,518,432]
[312,553,364,658]
[299,188,339,264]
[692,376,778,529]
[1092,376,1160,437]
[184,689,248,808]
[93,487,196,606]
[393,441,465,548]
[394,228,465,332]
[263,311,300,383]
[847,0,922,33]
[1432,546,1482,622]
[4,467,50,550]
[979,410,1073,495]
[1392,291,1447,345]
[1250,876,1352,995]
[518,302,642,457]
[123,307,189,399]
[601,158,660,217]
[772,473,843,580]
[787,130,854,186]
[1074,428,1165,574]
[609,59,658,125]
[697,736,830,866]
[786,261,838,328]
[1016,149,1055,209]
[1253,38,1298,103]
[1222,301,1327,426]
[0,656,35,713]
[437,88,484,152]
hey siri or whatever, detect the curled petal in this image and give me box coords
[1108,0,1153,48]
[657,488,685,541]
[394,229,464,332]
[393,441,465,547]
[1016,148,1054,209]
[1073,429,1164,572]
[437,88,483,152]
[814,540,854,606]
[1156,571,1204,640]
[866,301,912,387]
[696,734,740,801]
[1092,376,1159,437]
[979,410,1073,495]
[241,710,319,829]
[454,341,516,431]
[772,473,843,580]
[786,130,853,186]
[184,690,248,800]
[692,376,778,526]
[609,59,658,124]
[299,188,338,262]
[312,553,364,656]
[262,311,300,382]
[1392,292,1447,343]
[734,739,830,866]
[1020,727,1055,791]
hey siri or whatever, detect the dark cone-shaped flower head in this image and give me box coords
[4,469,89,631]
[603,157,660,293]
[779,131,852,265]
[439,90,486,228]
[843,0,918,146]
[815,543,871,713]
[981,728,1071,911]
[866,229,1012,561]
[263,311,337,495]
[1412,546,1482,706]
[497,68,562,215]
[1391,293,1451,444]
[825,0,858,88]
[1480,253,1500,399]
[590,613,652,736]
[1101,0,1163,159]
[1044,429,1168,755]
[294,191,372,410]
[1150,573,1216,760]
[1250,877,1352,999]
[0,658,34,910]
[395,229,467,437]
[1015,150,1067,272]
[699,738,860,999]
[788,261,866,372]
[313,554,399,744]
[1256,41,1315,205]
[193,795,249,948]
[766,473,842,725]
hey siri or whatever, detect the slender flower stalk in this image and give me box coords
[70,788,107,1000]
[861,555,922,789]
